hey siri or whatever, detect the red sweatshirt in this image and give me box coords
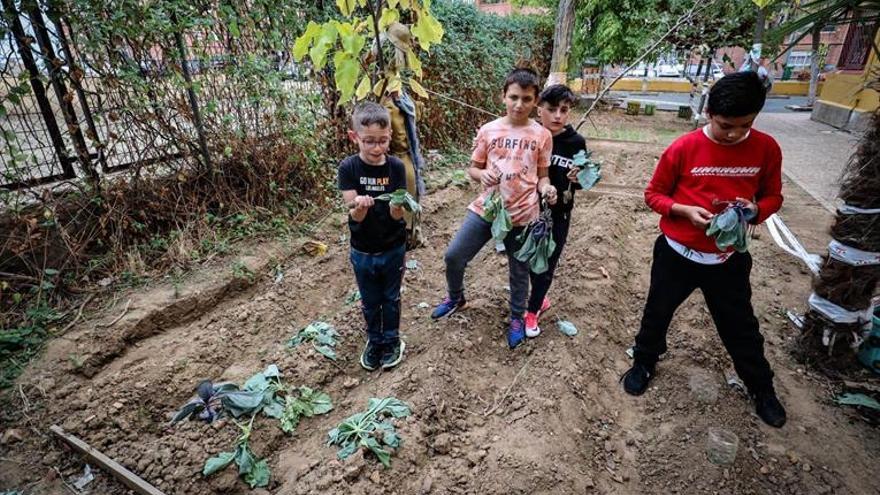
[644,127,783,253]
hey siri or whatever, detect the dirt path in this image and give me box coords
[2,116,878,495]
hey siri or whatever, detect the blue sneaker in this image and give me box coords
[431,296,466,319]
[507,316,526,349]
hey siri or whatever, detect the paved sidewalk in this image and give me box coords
[755,112,860,212]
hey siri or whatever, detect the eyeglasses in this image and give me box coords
[358,136,391,147]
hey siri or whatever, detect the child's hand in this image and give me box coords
[566,167,579,183]
[353,195,374,212]
[480,169,501,188]
[680,205,714,228]
[541,184,558,205]
[735,197,758,219]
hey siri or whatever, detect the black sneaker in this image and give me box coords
[621,362,655,396]
[360,340,383,371]
[381,339,406,370]
[753,391,787,428]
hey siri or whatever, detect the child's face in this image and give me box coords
[707,113,758,145]
[502,83,538,123]
[349,124,391,165]
[538,101,572,135]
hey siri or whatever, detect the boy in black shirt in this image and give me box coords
[526,85,587,337]
[338,102,407,371]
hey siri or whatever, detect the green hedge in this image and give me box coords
[419,1,553,150]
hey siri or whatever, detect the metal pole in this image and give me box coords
[172,14,212,172]
[26,2,99,184]
[2,0,75,184]
[46,4,107,173]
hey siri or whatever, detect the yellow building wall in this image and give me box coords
[817,30,880,113]
[569,77,821,96]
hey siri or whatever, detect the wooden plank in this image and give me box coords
[50,425,166,495]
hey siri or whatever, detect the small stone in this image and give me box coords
[802,463,812,473]
[420,475,433,494]
[112,401,124,410]
[369,470,381,484]
[433,433,452,455]
[760,466,771,475]
[1,429,24,444]
[343,377,359,389]
[465,449,487,466]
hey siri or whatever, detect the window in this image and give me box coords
[786,51,812,69]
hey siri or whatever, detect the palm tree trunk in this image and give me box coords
[802,104,880,364]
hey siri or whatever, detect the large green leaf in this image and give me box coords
[309,23,339,70]
[222,391,265,417]
[203,451,235,476]
[337,22,366,55]
[411,10,444,51]
[336,0,356,16]
[244,459,270,488]
[333,51,359,102]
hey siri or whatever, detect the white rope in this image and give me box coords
[764,213,822,275]
[422,88,502,118]
[838,203,880,215]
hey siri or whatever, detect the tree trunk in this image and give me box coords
[547,0,576,87]
[750,7,766,71]
[808,24,821,106]
[801,101,880,366]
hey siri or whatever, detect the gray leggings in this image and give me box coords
[444,210,530,318]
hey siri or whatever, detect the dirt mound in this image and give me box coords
[2,137,879,495]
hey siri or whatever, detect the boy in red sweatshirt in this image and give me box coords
[621,72,786,428]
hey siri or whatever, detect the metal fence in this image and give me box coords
[1,0,316,192]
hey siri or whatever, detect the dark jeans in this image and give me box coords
[634,235,775,394]
[444,210,529,318]
[350,244,406,346]
[528,210,571,313]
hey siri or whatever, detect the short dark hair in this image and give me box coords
[539,84,577,107]
[503,68,541,97]
[707,71,767,117]
[351,101,390,132]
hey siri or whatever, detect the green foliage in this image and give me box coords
[419,1,552,148]
[514,209,556,274]
[203,415,271,488]
[231,261,256,284]
[294,0,444,102]
[280,386,334,433]
[481,191,513,241]
[706,204,754,253]
[573,149,602,190]
[0,305,63,389]
[377,189,422,213]
[287,321,339,360]
[565,0,758,65]
[327,397,411,467]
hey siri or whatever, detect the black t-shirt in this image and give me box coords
[337,154,407,253]
[548,125,588,215]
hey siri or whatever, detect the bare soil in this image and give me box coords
[2,113,878,495]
